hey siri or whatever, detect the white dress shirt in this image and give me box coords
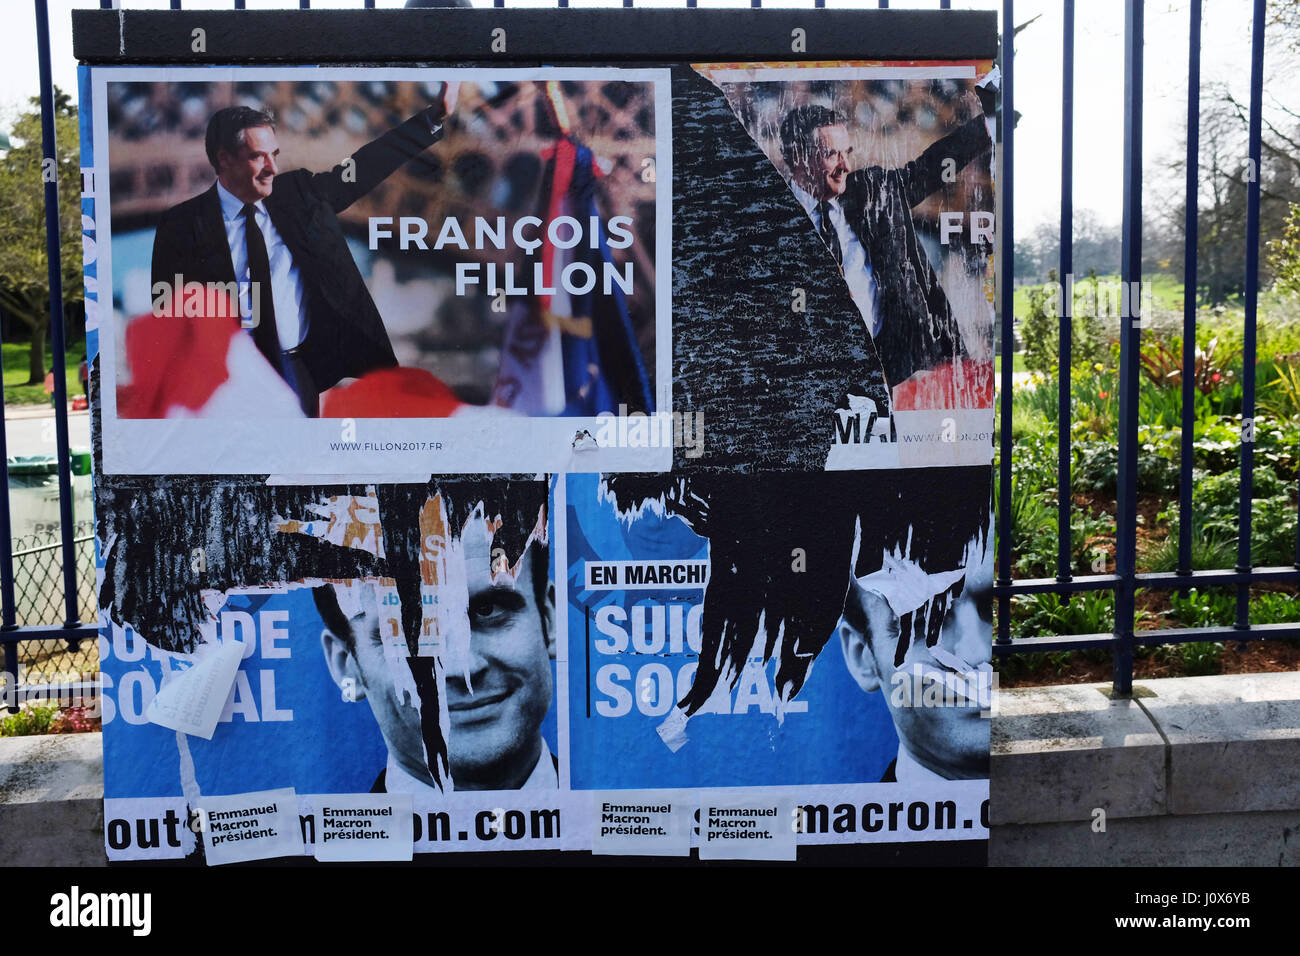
[791,180,881,338]
[893,743,946,783]
[383,736,558,794]
[216,179,310,351]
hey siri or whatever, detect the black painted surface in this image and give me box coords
[72,9,997,64]
[670,66,890,472]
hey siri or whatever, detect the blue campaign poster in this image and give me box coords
[565,472,899,790]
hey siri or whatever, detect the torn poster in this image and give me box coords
[672,61,996,471]
[144,636,244,740]
[90,66,670,475]
[96,477,562,862]
[84,49,997,864]
[567,470,992,796]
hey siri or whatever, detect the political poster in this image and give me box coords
[566,470,992,852]
[672,60,997,471]
[96,477,577,861]
[93,471,990,862]
[90,67,671,475]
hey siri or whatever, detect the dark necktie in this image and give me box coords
[816,200,843,267]
[242,202,281,371]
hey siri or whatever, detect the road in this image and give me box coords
[2,406,94,540]
[4,407,91,459]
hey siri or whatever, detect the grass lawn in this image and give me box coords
[994,352,1027,374]
[3,341,85,407]
[1013,272,1189,321]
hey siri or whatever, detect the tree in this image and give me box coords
[1014,212,1122,285]
[1150,60,1300,307]
[1267,201,1300,297]
[1151,92,1252,306]
[1018,268,1110,376]
[1190,95,1249,305]
[0,87,83,384]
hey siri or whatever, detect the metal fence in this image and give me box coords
[1,0,98,712]
[7,524,97,682]
[992,0,1300,695]
[2,0,1295,713]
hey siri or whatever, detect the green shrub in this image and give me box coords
[1191,468,1284,509]
[1138,383,1185,429]
[1140,520,1237,573]
[1189,416,1298,478]
[1161,470,1297,568]
[1073,437,1177,495]
[1257,316,1300,361]
[1167,587,1235,628]
[1006,431,1058,502]
[1018,275,1110,376]
[1010,502,1113,579]
[1071,366,1118,421]
[1169,641,1225,676]
[1012,590,1115,637]
[1256,358,1300,421]
[1250,591,1300,624]
[1074,440,1118,494]
[0,704,58,737]
[1251,495,1299,566]
[1013,381,1060,424]
[1009,487,1056,577]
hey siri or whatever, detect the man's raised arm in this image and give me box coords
[306,83,459,212]
[896,112,993,210]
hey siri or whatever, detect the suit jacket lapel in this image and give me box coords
[198,184,238,286]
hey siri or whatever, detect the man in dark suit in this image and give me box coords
[150,87,457,416]
[779,90,995,389]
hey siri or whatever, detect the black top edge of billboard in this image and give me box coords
[72,9,998,64]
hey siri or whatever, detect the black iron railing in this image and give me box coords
[991,0,1299,695]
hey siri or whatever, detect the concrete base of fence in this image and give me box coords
[991,672,1300,866]
[0,732,104,866]
[5,672,1300,866]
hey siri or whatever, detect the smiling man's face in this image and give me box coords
[444,531,555,789]
[322,531,555,792]
[795,123,853,201]
[216,125,279,204]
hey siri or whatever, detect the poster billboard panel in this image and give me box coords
[84,40,996,864]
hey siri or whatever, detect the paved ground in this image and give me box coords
[4,405,90,459]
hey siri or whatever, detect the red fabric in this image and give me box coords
[538,136,578,311]
[117,309,239,419]
[890,359,995,411]
[320,366,464,419]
